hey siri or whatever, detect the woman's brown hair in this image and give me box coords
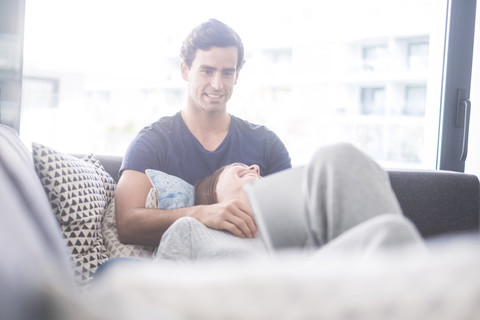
[194,167,226,205]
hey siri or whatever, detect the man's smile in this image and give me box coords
[205,93,224,99]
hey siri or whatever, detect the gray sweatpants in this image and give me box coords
[304,143,404,245]
[155,143,424,261]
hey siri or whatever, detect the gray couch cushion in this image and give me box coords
[74,154,122,183]
[389,170,480,238]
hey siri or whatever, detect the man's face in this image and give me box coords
[182,46,239,114]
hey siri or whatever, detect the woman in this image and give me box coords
[155,143,425,262]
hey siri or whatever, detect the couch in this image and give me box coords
[1,123,479,320]
[92,150,480,240]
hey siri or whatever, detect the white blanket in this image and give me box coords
[86,234,480,320]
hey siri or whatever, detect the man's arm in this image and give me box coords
[114,170,257,246]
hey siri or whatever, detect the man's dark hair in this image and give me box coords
[180,19,245,71]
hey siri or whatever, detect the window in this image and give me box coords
[7,0,475,172]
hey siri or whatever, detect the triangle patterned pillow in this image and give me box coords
[32,142,115,286]
[101,196,157,259]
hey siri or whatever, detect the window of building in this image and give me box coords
[404,86,426,116]
[362,45,388,72]
[407,42,429,71]
[361,87,386,115]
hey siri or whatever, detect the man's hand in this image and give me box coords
[191,199,257,238]
[116,170,258,244]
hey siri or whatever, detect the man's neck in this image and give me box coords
[181,108,231,151]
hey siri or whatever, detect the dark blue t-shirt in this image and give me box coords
[120,112,291,184]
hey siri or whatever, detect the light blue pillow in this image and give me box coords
[145,169,194,209]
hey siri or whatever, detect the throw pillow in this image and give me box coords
[145,169,194,209]
[32,142,114,285]
[101,197,157,259]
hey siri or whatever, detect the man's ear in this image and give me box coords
[180,61,190,81]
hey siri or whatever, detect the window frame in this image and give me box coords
[0,0,25,132]
[437,0,477,172]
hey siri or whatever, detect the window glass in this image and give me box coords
[404,86,426,116]
[361,88,386,115]
[408,42,429,71]
[22,77,59,109]
[363,45,388,72]
[21,0,445,169]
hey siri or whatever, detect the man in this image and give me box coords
[115,19,291,246]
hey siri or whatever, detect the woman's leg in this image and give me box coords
[310,214,426,261]
[303,143,405,247]
[155,217,266,262]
